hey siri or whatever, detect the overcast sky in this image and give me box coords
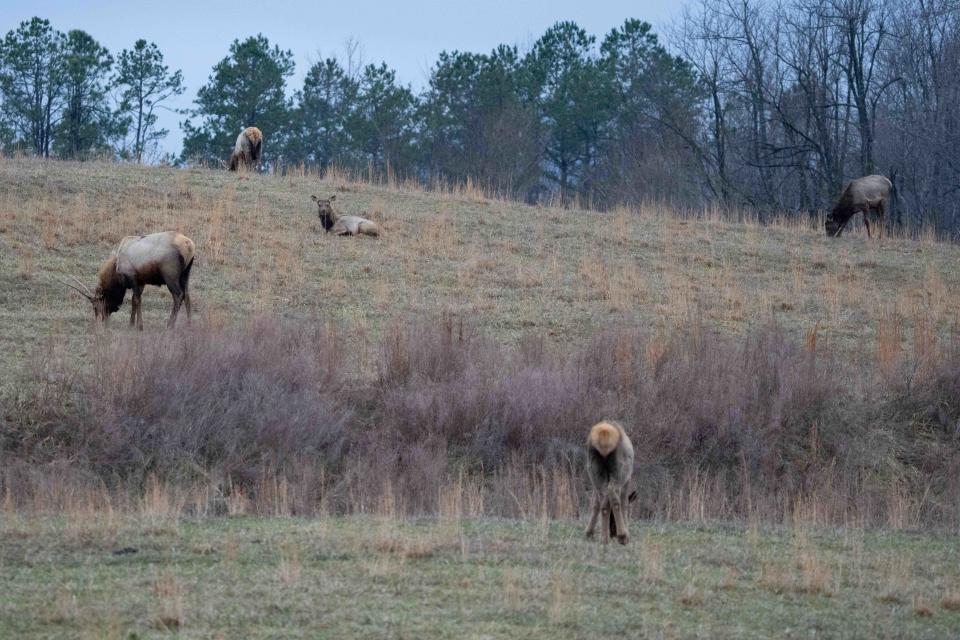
[6,1,684,158]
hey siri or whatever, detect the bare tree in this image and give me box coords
[674,1,738,203]
[831,0,897,175]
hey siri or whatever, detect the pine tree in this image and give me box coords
[115,39,184,163]
[54,29,121,159]
[0,17,66,156]
[287,58,358,169]
[346,63,417,173]
[524,22,615,204]
[181,34,294,166]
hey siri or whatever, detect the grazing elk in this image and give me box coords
[311,194,380,237]
[585,421,636,545]
[825,174,893,238]
[60,231,195,330]
[228,126,263,171]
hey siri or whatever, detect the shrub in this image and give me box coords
[3,315,960,526]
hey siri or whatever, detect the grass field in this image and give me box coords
[2,510,959,639]
[3,158,960,638]
[1,157,959,381]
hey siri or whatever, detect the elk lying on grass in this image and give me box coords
[228,126,263,171]
[825,174,893,238]
[585,421,636,545]
[311,194,380,237]
[60,231,195,329]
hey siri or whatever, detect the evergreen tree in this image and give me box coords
[419,46,541,195]
[286,57,358,169]
[0,17,66,156]
[596,19,703,203]
[54,29,121,159]
[525,22,615,204]
[181,34,294,166]
[346,63,417,173]
[115,39,184,163]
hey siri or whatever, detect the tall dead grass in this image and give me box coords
[2,312,960,527]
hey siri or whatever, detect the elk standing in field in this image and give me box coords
[228,126,263,171]
[585,421,636,545]
[60,231,195,329]
[825,174,893,238]
[311,194,380,237]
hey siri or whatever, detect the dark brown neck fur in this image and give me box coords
[96,256,127,313]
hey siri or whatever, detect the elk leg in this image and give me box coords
[179,266,192,323]
[586,493,603,539]
[130,287,141,327]
[877,201,885,239]
[131,285,145,330]
[166,281,184,329]
[608,486,628,545]
[621,486,634,539]
[863,209,872,238]
[601,500,612,543]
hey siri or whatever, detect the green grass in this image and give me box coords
[1,514,958,639]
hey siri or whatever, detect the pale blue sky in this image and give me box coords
[5,1,684,157]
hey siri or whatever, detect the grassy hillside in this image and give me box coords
[2,511,959,639]
[3,158,960,638]
[1,157,958,381]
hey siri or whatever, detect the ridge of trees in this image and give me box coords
[2,2,960,235]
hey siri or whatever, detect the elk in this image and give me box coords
[825,174,893,238]
[60,231,195,330]
[228,126,263,171]
[585,421,636,545]
[311,194,380,237]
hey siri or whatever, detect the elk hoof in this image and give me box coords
[617,534,629,545]
[585,529,595,540]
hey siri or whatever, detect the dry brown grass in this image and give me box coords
[276,542,303,585]
[941,592,960,611]
[152,569,185,631]
[4,158,960,530]
[2,157,960,384]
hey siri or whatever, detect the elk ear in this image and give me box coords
[329,194,336,202]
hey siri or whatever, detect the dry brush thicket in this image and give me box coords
[1,158,960,527]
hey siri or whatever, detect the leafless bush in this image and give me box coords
[4,319,351,490]
[3,315,960,526]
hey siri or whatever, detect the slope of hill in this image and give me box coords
[1,157,958,378]
[2,158,960,531]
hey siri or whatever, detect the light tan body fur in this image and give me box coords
[585,421,635,544]
[311,194,380,237]
[97,231,195,329]
[330,215,380,237]
[826,174,892,238]
[229,127,263,171]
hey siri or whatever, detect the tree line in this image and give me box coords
[2,2,960,235]
[0,18,183,163]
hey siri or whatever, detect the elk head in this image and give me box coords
[311,194,336,232]
[824,209,843,237]
[58,275,108,323]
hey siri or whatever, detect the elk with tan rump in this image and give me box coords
[228,126,263,171]
[60,231,195,329]
[585,420,636,545]
[311,194,381,237]
[825,174,893,238]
